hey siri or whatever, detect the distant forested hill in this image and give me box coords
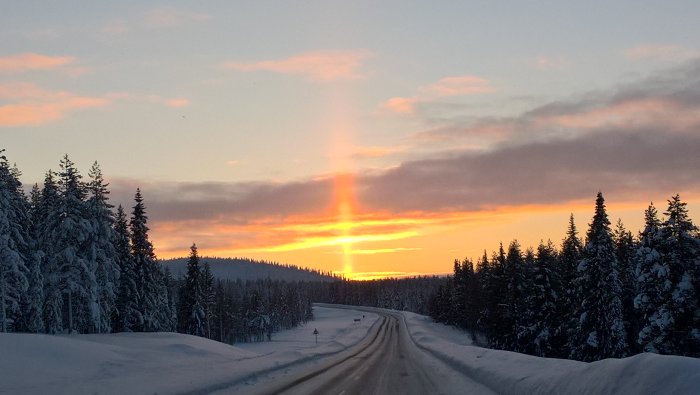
[161,257,338,282]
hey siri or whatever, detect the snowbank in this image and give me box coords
[401,310,700,395]
[0,306,378,395]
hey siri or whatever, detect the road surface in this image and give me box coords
[244,307,494,395]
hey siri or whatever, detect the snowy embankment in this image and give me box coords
[401,310,700,395]
[0,307,378,395]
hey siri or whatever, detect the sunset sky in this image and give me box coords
[3,1,700,279]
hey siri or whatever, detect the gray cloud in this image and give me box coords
[360,128,700,213]
[109,178,335,223]
[417,58,700,144]
[108,59,700,223]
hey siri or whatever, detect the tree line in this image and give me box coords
[429,192,700,361]
[311,276,445,315]
[176,244,313,343]
[0,151,312,342]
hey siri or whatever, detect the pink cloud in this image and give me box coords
[534,98,699,131]
[382,75,494,115]
[0,53,74,72]
[222,50,372,81]
[0,82,108,127]
[421,75,495,97]
[624,44,698,61]
[164,98,191,108]
[381,97,418,115]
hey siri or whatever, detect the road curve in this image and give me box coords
[249,308,494,395]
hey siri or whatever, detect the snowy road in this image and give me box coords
[246,307,494,395]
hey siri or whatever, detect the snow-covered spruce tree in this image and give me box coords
[482,246,508,348]
[558,213,582,357]
[163,266,178,332]
[0,151,29,332]
[449,259,464,327]
[570,192,627,361]
[515,247,537,355]
[38,171,63,333]
[86,162,120,333]
[177,244,206,336]
[202,261,215,338]
[462,258,480,339]
[634,203,672,353]
[475,251,493,336]
[55,155,96,333]
[130,189,167,332]
[613,219,638,353]
[114,205,142,332]
[659,195,700,356]
[526,240,560,357]
[22,184,45,333]
[501,240,527,352]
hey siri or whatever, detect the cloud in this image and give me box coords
[417,58,700,144]
[360,129,700,214]
[163,98,190,108]
[420,76,495,97]
[0,53,74,72]
[381,97,418,115]
[352,145,408,159]
[382,74,494,115]
[106,59,700,219]
[624,44,698,61]
[0,83,108,127]
[101,60,700,259]
[222,50,372,81]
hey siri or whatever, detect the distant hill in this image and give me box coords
[160,256,338,282]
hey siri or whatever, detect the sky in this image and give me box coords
[2,1,700,279]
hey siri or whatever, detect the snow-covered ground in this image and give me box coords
[3,305,699,394]
[0,306,378,395]
[401,309,700,394]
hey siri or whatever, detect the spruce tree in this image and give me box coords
[86,162,120,333]
[202,261,215,338]
[177,244,206,336]
[0,151,29,332]
[130,189,164,332]
[482,245,508,348]
[22,184,45,333]
[527,240,559,357]
[634,203,671,353]
[504,241,529,353]
[38,171,63,333]
[559,214,583,357]
[658,195,700,356]
[55,155,94,333]
[571,192,627,361]
[114,205,141,332]
[613,219,638,353]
